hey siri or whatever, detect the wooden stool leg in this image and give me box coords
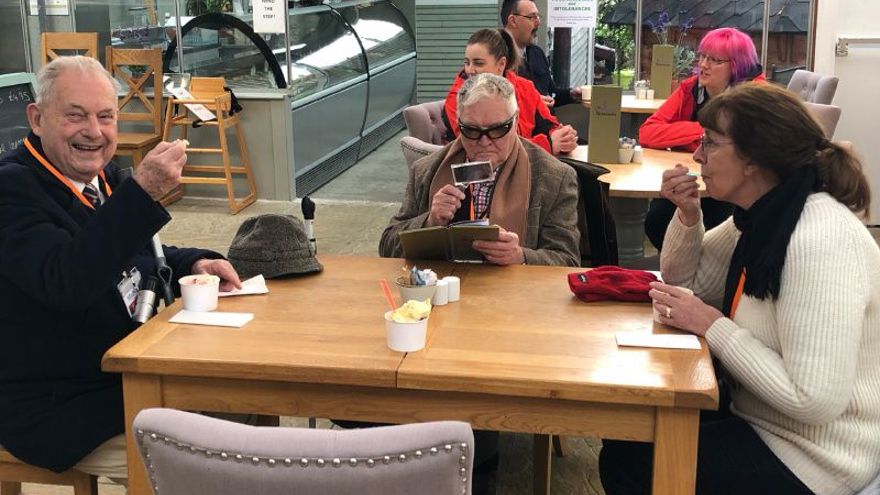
[533,433,552,495]
[552,435,568,457]
[1,481,22,495]
[72,473,98,495]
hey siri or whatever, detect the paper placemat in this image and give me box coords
[615,332,701,350]
[219,274,269,297]
[170,310,254,328]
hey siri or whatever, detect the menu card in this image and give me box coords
[587,85,623,164]
[651,44,675,99]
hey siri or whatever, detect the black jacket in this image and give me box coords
[518,44,574,107]
[0,134,220,472]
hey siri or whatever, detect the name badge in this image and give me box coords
[117,267,142,317]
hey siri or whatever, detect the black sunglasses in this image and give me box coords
[458,112,518,140]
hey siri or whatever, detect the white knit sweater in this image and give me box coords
[661,193,880,495]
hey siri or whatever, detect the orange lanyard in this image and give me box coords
[729,268,746,319]
[468,183,475,221]
[24,137,112,210]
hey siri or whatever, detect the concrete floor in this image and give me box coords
[20,129,880,494]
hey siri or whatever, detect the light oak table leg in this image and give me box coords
[0,481,21,494]
[652,408,699,495]
[533,433,552,495]
[123,374,163,495]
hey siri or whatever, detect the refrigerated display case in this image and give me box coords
[162,0,415,195]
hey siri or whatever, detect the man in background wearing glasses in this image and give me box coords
[380,73,579,267]
[501,0,582,108]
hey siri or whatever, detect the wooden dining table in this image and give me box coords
[564,145,702,261]
[103,255,718,495]
[580,94,666,114]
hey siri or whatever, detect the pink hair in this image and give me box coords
[697,27,759,84]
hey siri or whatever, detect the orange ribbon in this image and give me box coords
[729,269,746,319]
[24,137,112,210]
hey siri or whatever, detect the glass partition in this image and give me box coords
[335,1,414,70]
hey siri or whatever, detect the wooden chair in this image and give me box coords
[105,47,164,169]
[40,32,98,65]
[162,77,257,214]
[0,447,97,495]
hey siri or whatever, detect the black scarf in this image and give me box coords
[721,166,817,316]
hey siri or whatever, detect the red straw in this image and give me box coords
[379,279,397,312]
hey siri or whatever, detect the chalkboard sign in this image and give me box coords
[0,73,37,157]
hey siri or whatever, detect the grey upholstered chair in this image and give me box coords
[803,101,842,138]
[134,408,474,495]
[402,100,448,145]
[400,136,443,169]
[787,69,839,105]
[856,470,880,495]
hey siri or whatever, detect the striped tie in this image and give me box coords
[82,183,101,208]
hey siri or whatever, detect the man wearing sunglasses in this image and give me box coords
[380,73,579,267]
[501,0,581,108]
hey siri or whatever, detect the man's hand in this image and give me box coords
[134,140,187,200]
[191,258,242,292]
[550,125,578,154]
[569,87,582,101]
[427,184,465,227]
[472,228,525,265]
[540,94,555,108]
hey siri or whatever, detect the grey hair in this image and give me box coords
[457,73,518,119]
[36,55,120,105]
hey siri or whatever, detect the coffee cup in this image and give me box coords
[179,274,220,312]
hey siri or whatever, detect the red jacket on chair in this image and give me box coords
[639,73,766,152]
[442,70,562,154]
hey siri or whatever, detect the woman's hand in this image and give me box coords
[660,164,701,227]
[551,125,578,154]
[472,228,525,265]
[649,281,723,336]
[427,184,465,227]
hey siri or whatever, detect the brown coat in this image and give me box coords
[379,138,580,266]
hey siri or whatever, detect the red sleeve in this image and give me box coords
[638,79,702,152]
[444,73,465,138]
[529,134,553,153]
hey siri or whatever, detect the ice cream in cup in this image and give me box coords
[179,274,221,312]
[385,299,432,352]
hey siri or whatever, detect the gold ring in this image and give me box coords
[665,306,672,318]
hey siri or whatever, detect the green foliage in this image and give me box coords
[186,0,231,15]
[674,44,696,79]
[596,0,634,70]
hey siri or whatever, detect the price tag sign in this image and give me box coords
[548,0,598,29]
[253,0,286,34]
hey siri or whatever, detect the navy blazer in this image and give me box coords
[0,134,220,472]
[518,44,574,108]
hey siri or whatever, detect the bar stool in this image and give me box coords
[0,447,97,495]
[162,77,257,214]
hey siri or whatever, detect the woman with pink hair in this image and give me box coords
[640,27,765,251]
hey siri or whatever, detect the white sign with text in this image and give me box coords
[253,0,286,34]
[548,0,598,29]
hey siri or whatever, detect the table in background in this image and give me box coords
[580,94,666,138]
[580,94,666,114]
[103,255,718,495]
[566,146,702,260]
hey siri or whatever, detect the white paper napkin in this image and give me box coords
[615,332,701,350]
[219,275,269,297]
[169,310,254,328]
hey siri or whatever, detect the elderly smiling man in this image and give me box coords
[0,56,241,483]
[380,72,580,267]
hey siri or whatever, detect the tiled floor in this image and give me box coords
[20,130,880,494]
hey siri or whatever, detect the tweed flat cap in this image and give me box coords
[228,214,322,279]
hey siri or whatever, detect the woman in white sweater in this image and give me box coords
[600,83,880,495]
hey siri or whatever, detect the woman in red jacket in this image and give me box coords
[640,27,764,250]
[442,28,578,155]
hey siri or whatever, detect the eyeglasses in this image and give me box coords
[699,134,733,152]
[512,13,540,22]
[698,53,730,66]
[458,113,517,140]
